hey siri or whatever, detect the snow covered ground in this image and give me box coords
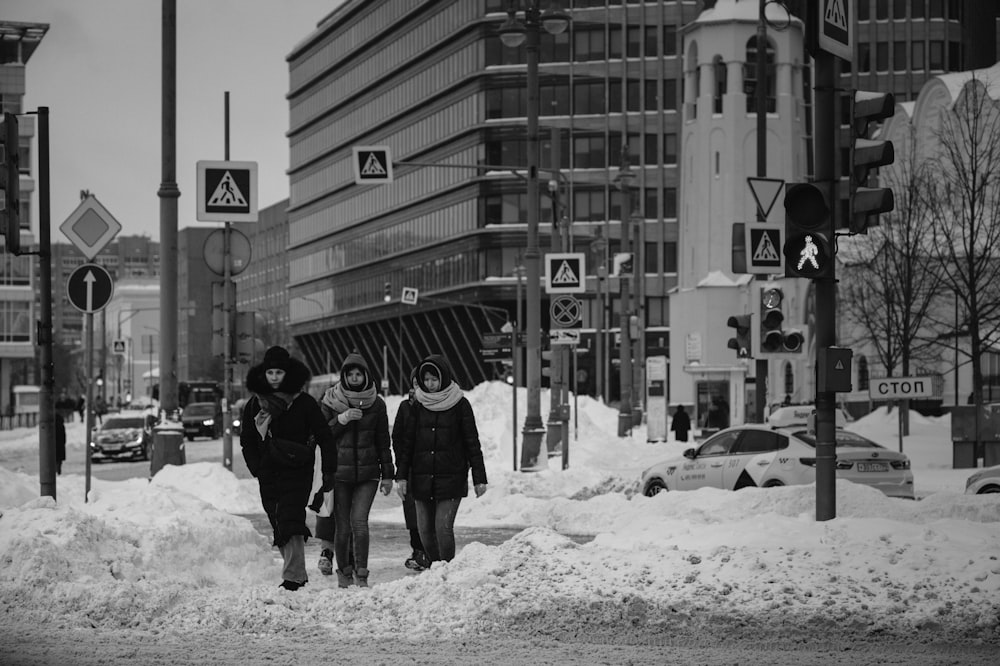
[0,384,998,664]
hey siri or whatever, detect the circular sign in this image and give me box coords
[550,295,582,328]
[66,263,114,314]
[203,228,252,277]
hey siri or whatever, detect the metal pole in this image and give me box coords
[616,6,633,437]
[221,91,234,471]
[84,313,94,502]
[158,0,180,418]
[520,4,546,470]
[398,301,403,393]
[753,0,769,424]
[546,128,563,458]
[513,267,521,472]
[37,106,56,499]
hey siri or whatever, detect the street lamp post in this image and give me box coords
[499,0,570,471]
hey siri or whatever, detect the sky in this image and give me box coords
[0,383,999,663]
[5,0,338,242]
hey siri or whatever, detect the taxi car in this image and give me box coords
[181,401,222,440]
[965,465,1000,494]
[640,410,914,499]
[90,412,153,461]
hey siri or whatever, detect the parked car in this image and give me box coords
[181,402,222,440]
[965,465,1000,494]
[640,423,915,500]
[90,412,153,462]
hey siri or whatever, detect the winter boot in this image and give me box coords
[318,549,334,576]
[405,550,429,571]
[354,567,369,587]
[336,565,354,588]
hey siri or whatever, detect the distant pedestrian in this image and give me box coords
[396,354,488,565]
[391,367,429,571]
[55,413,66,475]
[241,346,337,592]
[76,395,85,422]
[670,405,691,443]
[319,352,394,588]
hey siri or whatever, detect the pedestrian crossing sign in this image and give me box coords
[745,223,784,274]
[353,146,393,184]
[197,160,258,222]
[545,252,585,294]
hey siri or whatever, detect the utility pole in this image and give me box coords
[753,0,768,424]
[36,107,55,499]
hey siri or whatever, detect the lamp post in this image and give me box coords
[614,157,636,437]
[498,0,570,471]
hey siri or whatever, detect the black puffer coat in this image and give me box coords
[396,355,488,501]
[241,354,335,548]
[321,353,394,485]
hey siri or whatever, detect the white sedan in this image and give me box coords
[640,424,915,499]
[965,465,1000,494]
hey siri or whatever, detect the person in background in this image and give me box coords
[76,395,85,423]
[320,352,394,588]
[55,413,66,475]
[396,354,488,565]
[391,367,430,572]
[241,346,336,592]
[670,404,690,443]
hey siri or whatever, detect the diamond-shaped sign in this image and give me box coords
[60,195,122,261]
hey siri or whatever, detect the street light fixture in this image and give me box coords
[499,0,570,471]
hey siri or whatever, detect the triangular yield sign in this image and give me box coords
[748,177,785,220]
[208,171,248,207]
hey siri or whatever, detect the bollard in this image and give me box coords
[150,419,186,477]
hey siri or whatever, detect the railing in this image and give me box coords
[0,413,39,431]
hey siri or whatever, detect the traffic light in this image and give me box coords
[234,311,261,364]
[758,285,804,355]
[211,281,235,358]
[726,314,752,359]
[0,112,20,255]
[383,282,392,302]
[849,90,895,234]
[783,182,833,279]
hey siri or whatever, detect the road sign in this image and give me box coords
[869,376,934,400]
[196,160,259,222]
[203,227,252,276]
[545,253,585,294]
[60,195,122,261]
[549,329,580,346]
[550,295,582,328]
[745,223,784,273]
[353,146,393,184]
[112,339,127,355]
[747,177,785,220]
[66,263,114,314]
[401,286,419,305]
[818,0,852,61]
[480,332,512,361]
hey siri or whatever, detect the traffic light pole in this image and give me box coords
[813,49,838,521]
[36,107,56,500]
[753,0,768,424]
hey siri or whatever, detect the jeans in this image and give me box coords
[414,497,462,562]
[333,480,378,570]
[278,534,307,584]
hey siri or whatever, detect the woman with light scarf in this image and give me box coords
[319,352,394,588]
[395,354,488,564]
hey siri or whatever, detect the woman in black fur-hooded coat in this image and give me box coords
[241,346,336,591]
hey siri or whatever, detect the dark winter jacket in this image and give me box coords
[396,355,488,501]
[670,407,691,437]
[391,392,416,481]
[241,352,335,547]
[321,353,395,485]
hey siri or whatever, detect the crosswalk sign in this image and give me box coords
[545,252,585,294]
[745,223,784,274]
[112,339,127,355]
[197,160,258,222]
[353,146,393,184]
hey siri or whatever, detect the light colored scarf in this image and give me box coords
[254,391,297,438]
[414,381,463,412]
[321,381,376,415]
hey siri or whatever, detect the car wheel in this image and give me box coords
[762,479,785,488]
[643,479,668,496]
[978,484,1000,494]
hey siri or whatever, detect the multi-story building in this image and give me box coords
[0,20,47,413]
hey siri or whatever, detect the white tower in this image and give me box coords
[669,0,810,427]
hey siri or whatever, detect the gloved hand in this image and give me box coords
[380,478,393,496]
[474,483,488,498]
[308,490,325,513]
[395,479,408,501]
[337,408,362,425]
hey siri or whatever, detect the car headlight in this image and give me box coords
[232,418,241,428]
[202,418,215,426]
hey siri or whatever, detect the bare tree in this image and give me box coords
[840,123,946,384]
[926,72,1000,426]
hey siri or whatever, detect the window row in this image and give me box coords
[486,79,678,117]
[484,186,678,224]
[486,23,678,66]
[0,302,31,343]
[858,0,960,21]
[486,132,677,170]
[857,40,958,72]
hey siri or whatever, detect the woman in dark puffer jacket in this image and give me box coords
[241,346,336,591]
[395,354,488,564]
[320,352,394,588]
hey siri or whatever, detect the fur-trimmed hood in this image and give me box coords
[245,352,312,395]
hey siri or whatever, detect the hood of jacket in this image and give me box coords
[245,355,312,395]
[340,352,373,392]
[416,354,456,392]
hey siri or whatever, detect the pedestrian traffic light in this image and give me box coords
[211,281,235,358]
[758,285,804,355]
[783,182,833,279]
[726,314,752,359]
[850,90,895,234]
[0,112,20,256]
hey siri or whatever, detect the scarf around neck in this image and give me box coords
[322,381,377,414]
[415,381,463,412]
[254,391,297,438]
